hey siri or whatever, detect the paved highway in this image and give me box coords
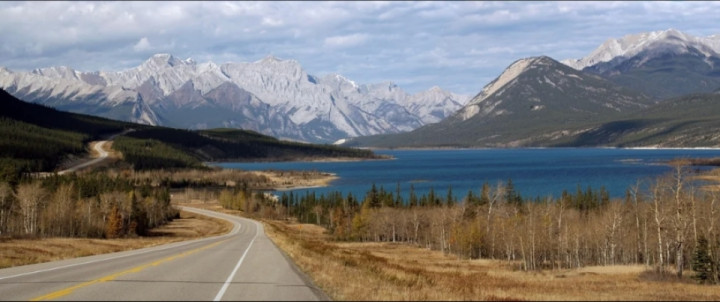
[0,206,329,301]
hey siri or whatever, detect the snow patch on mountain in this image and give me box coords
[0,53,468,142]
[562,29,720,70]
[403,86,469,124]
[458,57,537,121]
[472,57,536,104]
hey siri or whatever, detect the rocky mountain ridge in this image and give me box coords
[0,54,469,143]
[562,28,720,99]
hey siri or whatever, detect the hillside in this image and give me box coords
[0,89,379,181]
[0,89,132,181]
[561,92,720,147]
[345,56,652,148]
[347,90,720,149]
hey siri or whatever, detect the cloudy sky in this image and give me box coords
[1,1,719,95]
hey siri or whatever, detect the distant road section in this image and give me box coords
[56,130,129,175]
[0,206,328,301]
[57,140,110,175]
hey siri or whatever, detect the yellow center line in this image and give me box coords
[31,238,230,301]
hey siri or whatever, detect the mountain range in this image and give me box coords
[3,28,720,149]
[0,54,469,143]
[345,29,720,148]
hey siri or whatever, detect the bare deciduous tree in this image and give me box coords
[15,182,46,235]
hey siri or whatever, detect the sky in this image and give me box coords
[1,1,719,95]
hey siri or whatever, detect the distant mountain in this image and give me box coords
[0,54,468,143]
[562,29,720,99]
[402,86,469,124]
[344,56,652,148]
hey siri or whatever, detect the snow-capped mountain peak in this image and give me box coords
[31,66,80,80]
[428,86,444,93]
[562,29,720,70]
[140,53,188,70]
[403,86,469,124]
[0,53,468,143]
[258,54,282,62]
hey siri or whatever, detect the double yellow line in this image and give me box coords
[32,238,229,301]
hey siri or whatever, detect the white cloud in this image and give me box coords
[133,37,152,52]
[323,33,370,48]
[261,17,284,27]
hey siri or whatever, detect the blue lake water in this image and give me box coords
[211,148,720,200]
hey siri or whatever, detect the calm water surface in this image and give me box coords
[212,148,720,200]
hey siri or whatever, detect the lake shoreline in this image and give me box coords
[251,170,339,191]
[362,146,720,151]
[214,148,720,200]
[204,154,394,165]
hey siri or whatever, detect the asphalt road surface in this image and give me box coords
[0,206,329,301]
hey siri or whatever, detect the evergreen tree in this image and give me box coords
[466,190,477,206]
[395,182,403,207]
[409,184,418,207]
[692,235,715,284]
[347,192,358,211]
[428,187,438,206]
[367,183,381,208]
[505,178,522,206]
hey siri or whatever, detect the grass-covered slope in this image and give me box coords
[585,49,720,100]
[560,92,720,147]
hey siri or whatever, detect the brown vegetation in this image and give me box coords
[187,161,720,300]
[0,180,177,238]
[0,210,231,268]
[239,163,720,282]
[263,217,720,301]
[113,168,336,190]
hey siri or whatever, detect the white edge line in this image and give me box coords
[214,220,260,301]
[0,206,240,281]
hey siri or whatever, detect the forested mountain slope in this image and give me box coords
[0,89,378,181]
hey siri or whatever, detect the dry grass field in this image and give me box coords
[0,210,231,269]
[262,218,720,301]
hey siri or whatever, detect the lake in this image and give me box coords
[212,148,720,201]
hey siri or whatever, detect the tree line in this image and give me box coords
[123,127,379,163]
[227,163,720,284]
[0,173,177,239]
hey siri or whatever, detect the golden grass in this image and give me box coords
[262,218,720,301]
[0,210,232,269]
[253,170,338,190]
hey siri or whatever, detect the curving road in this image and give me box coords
[57,129,134,175]
[57,140,110,175]
[0,206,329,301]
